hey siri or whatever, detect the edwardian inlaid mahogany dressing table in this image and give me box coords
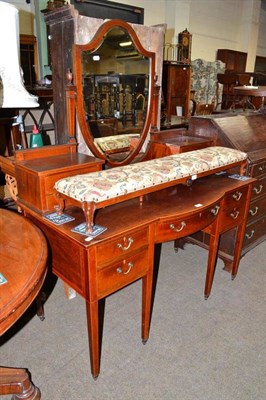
[18,173,255,379]
[0,209,48,399]
[0,8,258,382]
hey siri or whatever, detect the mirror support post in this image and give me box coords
[151,83,160,133]
[66,85,77,144]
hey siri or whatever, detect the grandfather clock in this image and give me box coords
[178,28,192,63]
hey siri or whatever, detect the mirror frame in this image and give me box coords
[72,19,156,167]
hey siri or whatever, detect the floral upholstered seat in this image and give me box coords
[55,146,247,204]
[94,134,139,154]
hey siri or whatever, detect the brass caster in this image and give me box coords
[142,339,148,345]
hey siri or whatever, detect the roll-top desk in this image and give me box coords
[186,113,266,270]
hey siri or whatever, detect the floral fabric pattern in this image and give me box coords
[94,134,140,153]
[191,59,225,106]
[55,147,247,204]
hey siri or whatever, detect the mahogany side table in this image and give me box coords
[233,85,266,112]
[0,209,48,399]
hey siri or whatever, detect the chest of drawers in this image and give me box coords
[187,113,266,269]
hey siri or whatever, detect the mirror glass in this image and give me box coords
[73,20,155,166]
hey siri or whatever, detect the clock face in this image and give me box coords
[182,36,189,47]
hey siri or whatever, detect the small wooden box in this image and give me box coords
[15,151,104,214]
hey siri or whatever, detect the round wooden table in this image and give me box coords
[0,209,48,399]
[233,85,266,112]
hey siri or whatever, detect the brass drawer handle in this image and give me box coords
[245,230,255,240]
[116,262,134,275]
[258,166,264,171]
[230,210,240,220]
[117,237,133,251]
[211,205,220,216]
[249,206,258,216]
[253,184,263,195]
[232,191,242,201]
[169,221,186,232]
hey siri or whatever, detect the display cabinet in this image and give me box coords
[19,34,38,88]
[216,49,247,72]
[162,61,191,123]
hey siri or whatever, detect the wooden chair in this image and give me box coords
[88,118,118,138]
[195,103,215,115]
[216,73,238,109]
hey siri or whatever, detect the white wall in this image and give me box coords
[110,0,167,26]
[0,0,36,35]
[4,0,266,72]
[191,0,261,69]
[115,0,265,67]
[257,0,266,56]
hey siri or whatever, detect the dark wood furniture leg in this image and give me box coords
[0,367,40,399]
[231,221,250,279]
[85,300,100,380]
[204,224,220,299]
[141,270,153,344]
[36,293,45,321]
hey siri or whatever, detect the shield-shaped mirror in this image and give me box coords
[73,19,156,166]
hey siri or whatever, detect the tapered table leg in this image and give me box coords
[141,272,153,344]
[204,229,220,299]
[231,222,247,279]
[85,300,100,379]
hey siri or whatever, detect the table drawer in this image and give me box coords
[97,248,149,298]
[96,227,149,265]
[222,186,249,209]
[219,204,246,231]
[155,204,220,242]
